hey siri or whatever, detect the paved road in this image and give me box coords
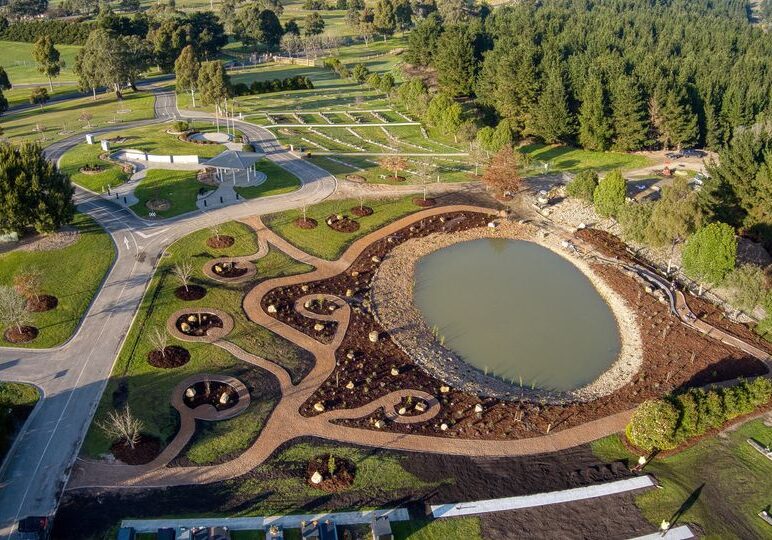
[0,90,336,538]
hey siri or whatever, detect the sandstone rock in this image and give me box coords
[474,403,484,413]
[398,407,407,415]
[390,367,399,376]
[371,256,381,263]
[267,304,277,314]
[313,401,325,412]
[374,420,385,429]
[301,285,309,292]
[345,381,354,390]
[185,387,196,398]
[440,423,448,431]
[368,331,379,342]
[415,401,427,412]
[219,392,229,405]
[439,385,450,393]
[310,471,323,484]
[314,323,324,331]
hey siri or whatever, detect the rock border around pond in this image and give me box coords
[370,220,644,404]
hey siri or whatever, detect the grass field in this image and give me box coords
[0,213,115,348]
[0,40,81,84]
[592,419,772,538]
[263,196,424,260]
[521,143,652,174]
[81,222,313,459]
[131,170,213,218]
[3,84,82,108]
[58,142,129,193]
[0,382,40,462]
[234,159,301,199]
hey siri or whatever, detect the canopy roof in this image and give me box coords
[204,150,264,170]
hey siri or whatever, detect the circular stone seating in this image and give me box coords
[190,132,232,143]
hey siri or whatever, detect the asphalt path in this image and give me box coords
[0,89,336,538]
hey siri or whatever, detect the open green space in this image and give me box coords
[0,40,81,84]
[82,221,313,460]
[592,419,772,538]
[0,213,115,349]
[521,143,651,174]
[0,382,40,463]
[392,517,482,539]
[107,123,229,158]
[58,142,129,193]
[131,170,212,219]
[3,84,82,108]
[263,196,424,260]
[234,159,301,199]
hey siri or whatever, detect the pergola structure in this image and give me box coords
[204,150,265,184]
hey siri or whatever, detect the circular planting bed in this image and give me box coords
[147,345,191,368]
[183,380,239,411]
[203,259,257,283]
[174,285,207,301]
[26,294,58,312]
[4,326,38,343]
[167,308,234,342]
[176,313,223,337]
[78,165,105,175]
[306,454,356,492]
[345,174,366,183]
[111,435,161,465]
[413,197,436,208]
[294,217,318,230]
[351,206,374,217]
[303,297,339,315]
[326,214,360,233]
[206,235,235,249]
[146,199,171,212]
[212,261,248,278]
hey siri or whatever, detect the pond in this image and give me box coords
[414,238,621,392]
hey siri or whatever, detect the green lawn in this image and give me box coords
[592,419,772,538]
[521,143,651,174]
[106,123,228,159]
[392,518,482,539]
[0,40,81,84]
[58,142,129,193]
[0,382,40,462]
[0,213,115,348]
[263,196,424,260]
[131,170,213,219]
[234,159,301,199]
[3,83,82,108]
[82,222,313,459]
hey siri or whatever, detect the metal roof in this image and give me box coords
[204,150,264,170]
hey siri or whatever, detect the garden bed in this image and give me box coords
[183,381,239,411]
[303,297,339,315]
[326,214,360,233]
[174,285,206,301]
[306,454,356,492]
[111,435,161,465]
[413,197,436,207]
[176,313,223,337]
[211,261,249,278]
[26,294,58,312]
[351,206,374,217]
[294,217,318,229]
[206,235,234,249]
[4,325,38,343]
[147,345,191,369]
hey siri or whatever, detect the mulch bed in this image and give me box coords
[306,454,356,492]
[4,325,38,343]
[387,175,406,182]
[351,206,374,217]
[110,435,161,465]
[26,294,58,312]
[326,215,360,233]
[78,165,105,175]
[212,261,248,278]
[146,199,170,211]
[183,381,238,411]
[395,396,429,417]
[174,285,206,301]
[176,313,223,337]
[294,217,318,229]
[303,297,339,315]
[147,345,190,368]
[413,197,436,207]
[206,235,235,249]
[345,174,366,183]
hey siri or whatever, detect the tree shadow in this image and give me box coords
[667,483,704,530]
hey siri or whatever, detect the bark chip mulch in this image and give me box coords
[110,435,161,465]
[183,381,238,411]
[326,215,360,233]
[294,218,318,230]
[26,294,58,312]
[351,206,374,217]
[206,235,235,249]
[174,285,206,301]
[413,197,436,207]
[212,262,248,278]
[176,313,223,337]
[306,454,356,492]
[4,325,38,343]
[147,345,191,368]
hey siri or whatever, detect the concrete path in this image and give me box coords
[630,526,695,539]
[430,475,655,517]
[264,122,421,128]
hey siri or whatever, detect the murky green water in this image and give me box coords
[414,238,621,391]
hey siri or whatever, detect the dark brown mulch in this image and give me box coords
[326,215,360,233]
[183,381,238,411]
[304,298,339,315]
[413,197,436,207]
[174,285,206,301]
[110,434,161,465]
[294,217,318,229]
[176,313,223,337]
[4,325,38,343]
[26,294,58,312]
[306,454,356,492]
[206,235,235,249]
[147,345,190,368]
[345,174,366,183]
[351,206,374,217]
[387,175,406,182]
[212,262,248,278]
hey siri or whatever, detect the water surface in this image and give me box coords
[414,238,621,391]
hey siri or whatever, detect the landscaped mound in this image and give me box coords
[183,381,238,411]
[294,217,318,230]
[26,294,58,312]
[147,345,191,368]
[351,205,374,217]
[111,434,161,465]
[176,313,223,337]
[4,326,38,343]
[206,235,235,249]
[174,285,206,301]
[306,454,355,492]
[326,214,360,233]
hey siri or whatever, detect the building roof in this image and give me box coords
[204,150,264,170]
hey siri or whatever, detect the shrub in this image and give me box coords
[173,120,190,133]
[593,170,626,218]
[618,201,654,244]
[626,399,680,452]
[682,222,737,285]
[566,170,599,204]
[0,19,93,45]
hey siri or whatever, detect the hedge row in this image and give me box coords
[626,377,772,452]
[231,76,314,96]
[0,19,93,45]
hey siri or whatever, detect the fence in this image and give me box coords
[114,151,200,165]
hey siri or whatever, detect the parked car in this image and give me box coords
[17,517,50,540]
[665,151,683,159]
[681,148,705,157]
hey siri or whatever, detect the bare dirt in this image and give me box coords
[26,294,57,312]
[3,326,38,343]
[147,346,191,369]
[351,206,374,217]
[306,454,356,492]
[294,217,318,230]
[207,235,235,249]
[110,435,161,466]
[174,285,207,301]
[413,197,436,207]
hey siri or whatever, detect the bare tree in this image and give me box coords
[149,328,169,359]
[0,286,31,333]
[97,406,144,449]
[210,224,221,241]
[13,268,44,302]
[172,261,193,292]
[379,155,408,181]
[481,145,524,197]
[414,160,436,201]
[79,112,93,127]
[468,140,489,176]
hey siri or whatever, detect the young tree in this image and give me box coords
[481,145,523,196]
[197,60,231,114]
[29,87,49,110]
[379,154,408,180]
[284,18,300,35]
[13,268,43,303]
[0,67,12,91]
[566,170,599,204]
[0,286,31,335]
[646,177,702,247]
[32,36,63,92]
[578,74,612,151]
[682,222,737,286]
[304,12,325,35]
[373,0,397,36]
[433,25,475,97]
[0,142,74,235]
[97,406,144,449]
[467,139,489,176]
[726,265,768,314]
[149,328,169,359]
[618,201,655,244]
[528,67,575,144]
[172,261,193,292]
[593,170,626,218]
[414,159,436,199]
[174,45,200,108]
[351,63,369,83]
[426,93,462,139]
[281,33,303,57]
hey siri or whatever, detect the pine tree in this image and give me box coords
[528,67,575,144]
[374,0,397,36]
[610,75,649,151]
[433,25,475,96]
[578,74,612,151]
[656,87,699,150]
[0,67,11,91]
[175,45,200,107]
[405,12,442,66]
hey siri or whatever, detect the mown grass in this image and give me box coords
[392,518,483,539]
[82,222,313,459]
[131,170,213,219]
[3,83,81,108]
[521,143,651,174]
[234,159,301,199]
[263,196,423,260]
[0,382,40,462]
[0,213,115,348]
[592,419,772,538]
[58,142,128,193]
[0,40,81,84]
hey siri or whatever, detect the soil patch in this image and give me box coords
[174,285,207,301]
[3,326,38,343]
[345,174,366,183]
[26,294,58,312]
[351,206,374,217]
[326,214,360,233]
[386,175,406,182]
[395,396,429,417]
[306,454,356,492]
[110,435,161,465]
[78,165,105,175]
[413,197,436,207]
[176,313,223,337]
[686,294,772,356]
[294,217,318,230]
[211,261,248,278]
[147,345,191,369]
[206,235,235,249]
[183,381,238,411]
[146,199,170,212]
[304,297,339,315]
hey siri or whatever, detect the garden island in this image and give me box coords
[0,0,771,538]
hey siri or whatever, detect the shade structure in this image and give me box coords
[204,150,264,171]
